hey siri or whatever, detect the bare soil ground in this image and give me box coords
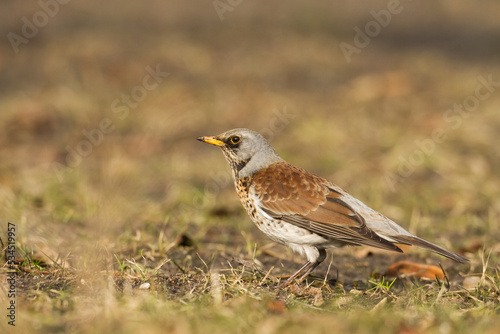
[1,1,500,333]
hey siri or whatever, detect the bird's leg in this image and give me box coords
[296,249,327,284]
[277,261,314,289]
[277,249,327,288]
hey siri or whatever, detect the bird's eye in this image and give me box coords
[230,135,241,145]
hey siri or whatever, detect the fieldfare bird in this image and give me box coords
[197,128,468,288]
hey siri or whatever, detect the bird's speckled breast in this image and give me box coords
[235,176,258,221]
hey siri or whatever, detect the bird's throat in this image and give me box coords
[235,157,251,173]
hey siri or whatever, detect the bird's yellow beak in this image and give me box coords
[197,136,226,147]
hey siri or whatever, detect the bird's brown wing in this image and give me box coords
[251,162,402,252]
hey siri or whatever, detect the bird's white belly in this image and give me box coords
[253,214,328,246]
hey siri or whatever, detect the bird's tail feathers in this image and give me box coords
[391,235,469,264]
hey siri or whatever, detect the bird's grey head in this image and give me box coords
[197,128,283,178]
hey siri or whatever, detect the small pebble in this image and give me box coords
[349,289,363,295]
[462,276,488,291]
[139,283,151,290]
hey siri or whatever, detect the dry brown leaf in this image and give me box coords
[457,241,483,254]
[289,284,306,296]
[289,285,324,306]
[266,300,286,314]
[384,261,445,280]
[462,276,493,291]
[14,246,70,268]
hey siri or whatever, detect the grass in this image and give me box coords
[1,1,500,333]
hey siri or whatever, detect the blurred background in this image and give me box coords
[1,0,500,276]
